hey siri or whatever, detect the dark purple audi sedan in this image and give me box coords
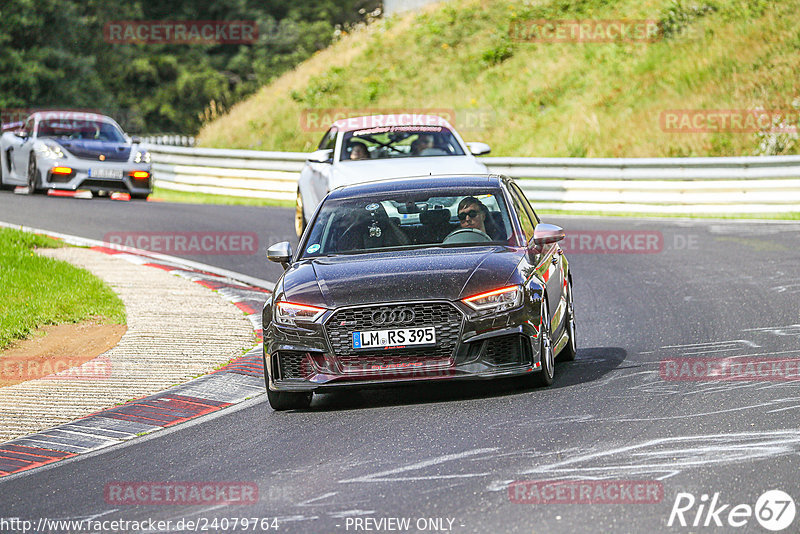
[262,174,575,410]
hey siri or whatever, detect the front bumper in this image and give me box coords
[264,300,545,392]
[36,156,152,195]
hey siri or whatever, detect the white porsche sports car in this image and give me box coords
[295,114,491,238]
[0,111,152,199]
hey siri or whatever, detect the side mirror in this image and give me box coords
[307,148,333,164]
[267,241,293,268]
[466,142,491,156]
[14,130,28,139]
[131,136,142,144]
[531,223,565,248]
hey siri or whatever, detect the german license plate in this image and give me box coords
[352,327,435,349]
[89,168,123,179]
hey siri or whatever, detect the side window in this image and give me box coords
[508,185,536,243]
[510,181,540,225]
[318,128,337,151]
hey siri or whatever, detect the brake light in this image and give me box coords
[130,171,150,179]
[51,166,73,175]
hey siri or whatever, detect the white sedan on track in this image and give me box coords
[295,114,491,238]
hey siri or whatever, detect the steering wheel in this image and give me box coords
[442,228,492,244]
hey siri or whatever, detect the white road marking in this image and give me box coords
[486,479,518,492]
[744,324,800,336]
[767,405,800,414]
[54,509,119,522]
[519,430,800,480]
[329,510,376,518]
[274,515,320,523]
[769,283,800,294]
[661,339,760,354]
[338,448,499,483]
[615,398,800,422]
[298,492,338,507]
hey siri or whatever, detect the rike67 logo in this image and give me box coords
[668,490,796,531]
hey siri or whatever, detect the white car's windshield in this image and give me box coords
[37,119,126,142]
[340,126,466,161]
[301,190,516,257]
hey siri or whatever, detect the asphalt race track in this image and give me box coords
[1,191,800,533]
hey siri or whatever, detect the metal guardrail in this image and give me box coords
[145,145,800,213]
[140,135,196,147]
[146,145,307,201]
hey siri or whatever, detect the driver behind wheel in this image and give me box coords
[457,196,489,234]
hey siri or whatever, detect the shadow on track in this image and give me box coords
[298,347,626,412]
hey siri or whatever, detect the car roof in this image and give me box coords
[327,174,508,199]
[331,114,456,133]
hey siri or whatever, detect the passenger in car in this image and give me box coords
[410,134,434,156]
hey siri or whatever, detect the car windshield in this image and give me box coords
[340,126,465,161]
[301,189,517,257]
[37,119,126,142]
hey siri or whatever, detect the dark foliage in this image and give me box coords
[0,0,380,133]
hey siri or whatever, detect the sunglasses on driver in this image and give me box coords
[458,209,481,221]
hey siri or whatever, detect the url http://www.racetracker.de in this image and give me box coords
[0,516,280,533]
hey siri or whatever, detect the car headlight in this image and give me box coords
[462,285,523,312]
[274,301,326,325]
[133,150,151,164]
[33,141,64,159]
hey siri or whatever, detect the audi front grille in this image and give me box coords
[324,302,464,374]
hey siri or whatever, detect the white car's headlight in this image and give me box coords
[133,150,151,164]
[274,301,326,325]
[462,285,523,312]
[33,141,65,159]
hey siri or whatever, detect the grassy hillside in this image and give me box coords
[198,0,800,157]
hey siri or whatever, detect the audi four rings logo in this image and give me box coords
[371,308,416,325]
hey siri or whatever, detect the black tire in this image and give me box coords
[295,189,306,239]
[527,295,554,387]
[558,277,577,362]
[267,388,312,411]
[27,156,42,194]
[131,193,150,200]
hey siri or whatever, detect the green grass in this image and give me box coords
[198,0,800,158]
[0,228,126,351]
[151,186,294,207]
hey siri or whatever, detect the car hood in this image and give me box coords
[52,139,132,162]
[330,156,488,189]
[279,246,523,309]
